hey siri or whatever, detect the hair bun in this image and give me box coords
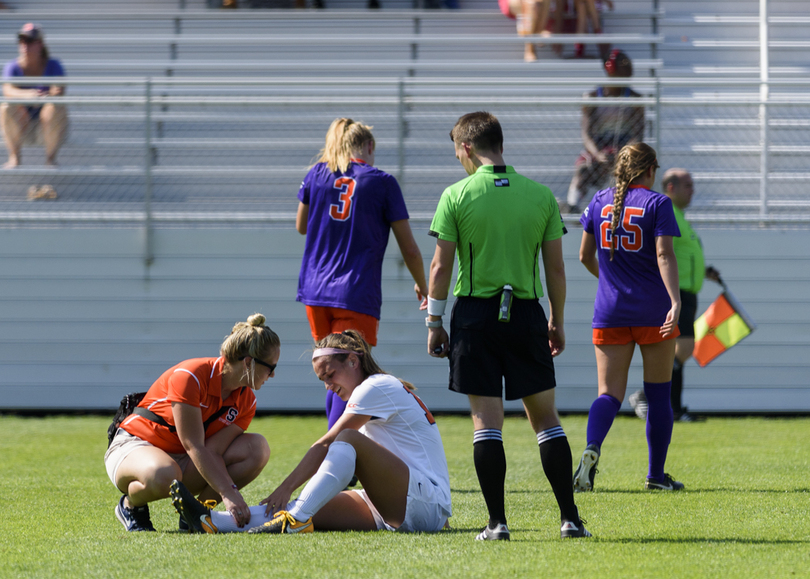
[247,313,266,327]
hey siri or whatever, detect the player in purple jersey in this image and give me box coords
[296,118,428,430]
[573,142,685,493]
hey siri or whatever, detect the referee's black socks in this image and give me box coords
[537,426,580,523]
[473,429,507,527]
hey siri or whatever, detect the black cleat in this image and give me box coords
[573,444,600,492]
[170,479,219,534]
[645,473,685,491]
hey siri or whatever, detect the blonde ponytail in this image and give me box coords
[316,118,375,173]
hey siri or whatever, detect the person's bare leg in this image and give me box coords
[336,429,409,527]
[1,103,28,168]
[573,0,587,56]
[523,0,539,61]
[595,343,635,401]
[639,339,676,384]
[39,103,68,166]
[583,0,601,31]
[312,490,378,531]
[115,445,183,506]
[182,432,271,502]
[551,0,564,55]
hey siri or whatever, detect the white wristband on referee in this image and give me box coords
[427,297,447,317]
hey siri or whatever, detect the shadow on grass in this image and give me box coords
[162,527,810,545]
[451,488,810,494]
[474,532,810,545]
[588,488,810,494]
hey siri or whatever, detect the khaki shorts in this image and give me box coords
[104,429,190,493]
[353,466,450,533]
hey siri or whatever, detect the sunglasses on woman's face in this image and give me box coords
[19,37,39,45]
[239,356,277,373]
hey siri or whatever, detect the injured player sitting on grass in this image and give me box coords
[171,329,452,535]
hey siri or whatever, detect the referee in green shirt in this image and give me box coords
[426,111,590,541]
[629,168,721,422]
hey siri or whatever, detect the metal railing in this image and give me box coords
[1,75,809,260]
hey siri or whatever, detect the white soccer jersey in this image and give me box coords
[344,374,452,517]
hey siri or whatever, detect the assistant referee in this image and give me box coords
[426,111,590,541]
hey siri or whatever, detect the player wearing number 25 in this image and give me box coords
[104,314,279,532]
[574,142,685,494]
[296,118,428,431]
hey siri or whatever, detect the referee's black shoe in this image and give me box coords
[561,519,592,538]
[475,523,510,541]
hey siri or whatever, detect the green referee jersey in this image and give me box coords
[672,205,705,294]
[429,165,564,300]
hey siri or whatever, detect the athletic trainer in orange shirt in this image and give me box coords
[104,313,279,532]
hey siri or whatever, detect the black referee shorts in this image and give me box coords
[448,295,556,401]
[678,290,698,338]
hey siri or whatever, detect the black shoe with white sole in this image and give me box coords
[561,519,592,538]
[475,523,510,541]
[645,473,685,491]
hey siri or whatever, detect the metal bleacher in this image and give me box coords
[0,0,667,217]
[0,0,807,221]
[0,0,808,413]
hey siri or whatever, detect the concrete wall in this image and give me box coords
[0,221,807,413]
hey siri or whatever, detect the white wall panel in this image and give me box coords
[0,224,807,413]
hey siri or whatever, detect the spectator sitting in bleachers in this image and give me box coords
[560,50,643,214]
[1,23,68,168]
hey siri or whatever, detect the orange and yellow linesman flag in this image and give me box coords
[693,282,756,367]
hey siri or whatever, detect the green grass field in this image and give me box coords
[1,413,808,578]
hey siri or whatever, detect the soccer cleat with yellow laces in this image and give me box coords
[170,479,220,534]
[247,510,313,534]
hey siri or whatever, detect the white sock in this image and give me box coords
[288,440,356,521]
[209,505,274,533]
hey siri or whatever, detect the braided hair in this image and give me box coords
[610,142,659,261]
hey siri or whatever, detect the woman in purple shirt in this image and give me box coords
[573,142,684,493]
[296,118,428,429]
[1,23,68,168]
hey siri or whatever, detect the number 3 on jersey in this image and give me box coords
[600,204,645,252]
[329,177,356,221]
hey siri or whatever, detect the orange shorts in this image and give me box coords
[593,326,680,345]
[305,305,379,347]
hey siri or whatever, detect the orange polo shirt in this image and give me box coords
[120,357,257,454]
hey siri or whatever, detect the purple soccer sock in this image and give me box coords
[643,380,674,481]
[325,390,347,430]
[585,394,622,447]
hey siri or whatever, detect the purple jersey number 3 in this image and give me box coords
[329,177,357,221]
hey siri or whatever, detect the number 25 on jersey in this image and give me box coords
[599,204,645,252]
[329,177,357,222]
